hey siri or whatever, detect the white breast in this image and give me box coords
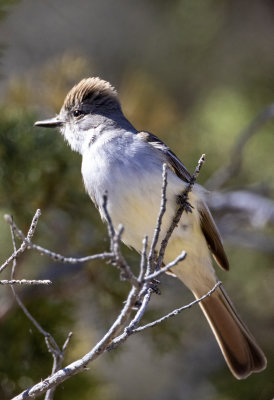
[82,132,185,245]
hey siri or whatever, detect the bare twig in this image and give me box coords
[12,283,142,400]
[206,103,274,190]
[112,225,139,286]
[44,332,73,400]
[0,279,51,285]
[102,197,139,287]
[4,211,113,264]
[147,163,168,273]
[9,222,59,344]
[145,251,186,282]
[8,218,72,400]
[28,248,113,264]
[134,281,222,333]
[102,192,116,249]
[156,154,205,269]
[107,289,153,352]
[138,236,148,281]
[107,281,221,351]
[0,210,41,274]
[208,190,274,228]
[0,244,28,274]
[62,332,73,353]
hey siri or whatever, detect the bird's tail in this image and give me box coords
[196,284,267,379]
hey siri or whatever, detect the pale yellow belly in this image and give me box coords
[109,187,217,296]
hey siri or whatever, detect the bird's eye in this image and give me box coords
[73,109,83,117]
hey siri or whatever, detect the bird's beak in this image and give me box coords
[34,116,64,128]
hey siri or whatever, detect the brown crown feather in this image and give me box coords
[62,77,118,110]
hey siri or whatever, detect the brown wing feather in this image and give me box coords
[199,202,229,270]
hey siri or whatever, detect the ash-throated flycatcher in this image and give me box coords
[35,77,266,379]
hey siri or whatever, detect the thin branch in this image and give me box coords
[208,190,274,228]
[102,192,116,250]
[136,155,204,323]
[12,284,141,400]
[156,154,205,269]
[138,236,148,281]
[32,247,113,264]
[145,251,186,282]
[107,281,221,351]
[44,332,73,400]
[9,223,60,347]
[133,281,222,333]
[147,163,168,274]
[112,224,139,286]
[107,289,153,352]
[62,332,73,353]
[8,218,72,400]
[0,279,52,285]
[0,244,27,274]
[11,227,58,348]
[206,103,274,190]
[0,210,40,274]
[102,197,139,287]
[4,212,113,264]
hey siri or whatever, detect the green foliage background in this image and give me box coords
[0,0,273,399]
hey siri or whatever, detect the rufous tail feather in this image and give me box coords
[196,285,266,379]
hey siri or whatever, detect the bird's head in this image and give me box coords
[34,77,124,153]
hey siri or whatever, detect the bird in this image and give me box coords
[34,77,267,379]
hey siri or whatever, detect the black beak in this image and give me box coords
[34,117,64,128]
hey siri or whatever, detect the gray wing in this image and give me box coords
[138,131,191,183]
[138,131,229,271]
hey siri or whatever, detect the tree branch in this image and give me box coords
[4,213,113,264]
[206,103,274,190]
[0,279,51,285]
[156,154,205,270]
[8,217,72,400]
[133,281,222,333]
[0,210,41,274]
[147,163,168,273]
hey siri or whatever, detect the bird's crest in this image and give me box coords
[63,77,119,110]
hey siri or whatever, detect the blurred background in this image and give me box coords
[0,0,273,399]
